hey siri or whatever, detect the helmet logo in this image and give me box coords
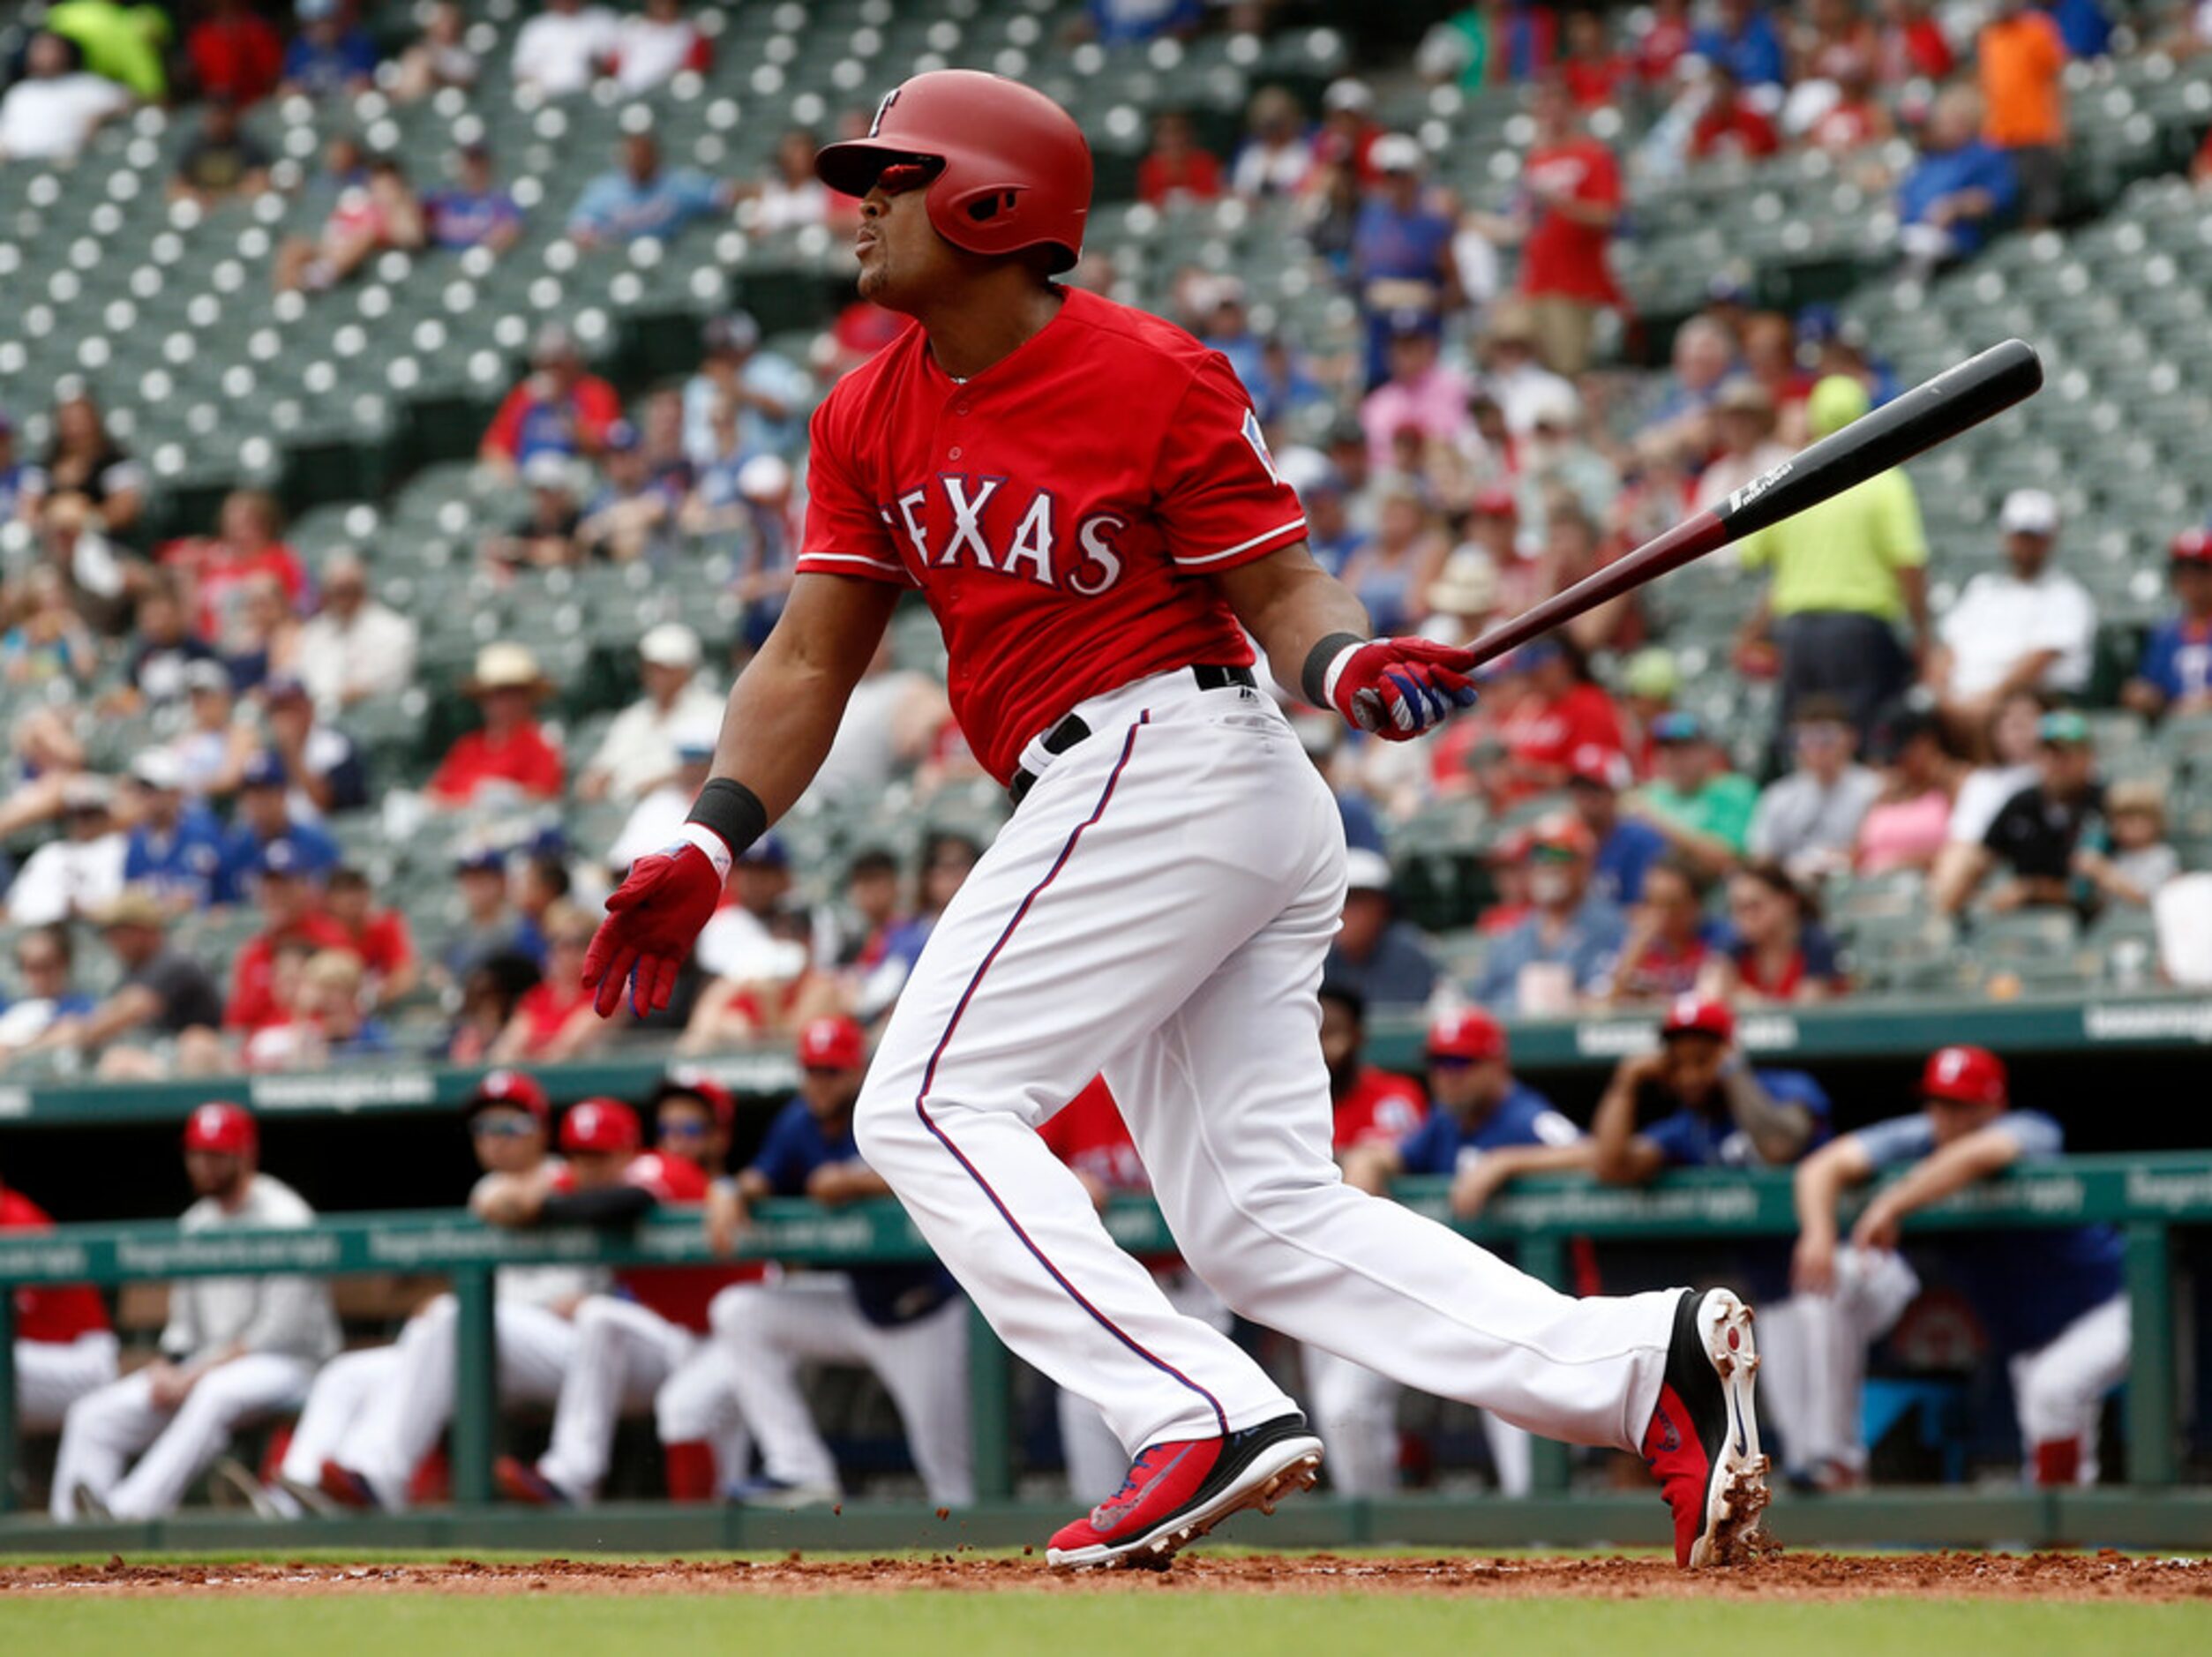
[868,86,901,139]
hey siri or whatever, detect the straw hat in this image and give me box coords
[463,641,552,698]
[1425,550,1500,617]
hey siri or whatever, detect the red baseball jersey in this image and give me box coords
[2,1189,111,1344]
[796,287,1308,784]
[550,1151,759,1331]
[1039,1076,1151,1195]
[1331,1066,1427,1154]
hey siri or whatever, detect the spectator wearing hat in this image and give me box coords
[4,776,125,927]
[1691,379,1792,518]
[2122,527,2212,721]
[488,454,588,567]
[281,0,379,99]
[215,753,341,903]
[169,97,273,206]
[681,311,809,466]
[1788,1045,2126,1488]
[2073,780,2179,911]
[263,676,368,815]
[1474,814,1626,1014]
[424,144,523,253]
[427,643,566,806]
[511,0,619,95]
[491,900,619,1064]
[578,624,723,805]
[577,422,680,565]
[480,324,623,475]
[1505,79,1623,378]
[568,131,735,250]
[439,846,534,987]
[1736,373,1930,749]
[1927,489,2095,750]
[325,866,418,1010]
[1704,860,1848,1007]
[296,551,418,716]
[1748,695,1883,883]
[53,1103,339,1521]
[1625,712,1757,879]
[698,1017,972,1509]
[1360,319,1475,477]
[0,32,133,166]
[1562,748,1665,907]
[222,842,355,1033]
[1136,108,1225,207]
[1896,85,2019,278]
[1497,633,1626,799]
[1936,710,2104,915]
[1419,547,1501,648]
[1323,850,1441,1009]
[1350,134,1462,382]
[121,751,225,913]
[0,1156,115,1438]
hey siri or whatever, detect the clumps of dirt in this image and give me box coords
[0,1551,2206,1601]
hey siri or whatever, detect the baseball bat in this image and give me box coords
[1461,337,2043,671]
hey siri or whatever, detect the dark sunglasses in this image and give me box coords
[657,1119,712,1140]
[1428,1053,1477,1071]
[469,1113,537,1138]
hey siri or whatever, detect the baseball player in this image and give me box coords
[1788,1045,2127,1488]
[2,1166,118,1456]
[53,1103,340,1520]
[580,70,1769,1569]
[1331,1008,1594,1497]
[1039,1076,1233,1504]
[698,1016,972,1509]
[488,1094,754,1505]
[306,1070,603,1511]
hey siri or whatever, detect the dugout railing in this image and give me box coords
[1,1156,2207,1552]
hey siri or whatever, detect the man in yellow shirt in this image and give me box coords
[1736,375,1930,759]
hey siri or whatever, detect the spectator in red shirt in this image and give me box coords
[186,0,284,106]
[166,489,310,648]
[478,323,623,476]
[426,643,566,806]
[1319,981,1428,1155]
[1598,854,1718,1006]
[1633,0,1695,83]
[324,866,418,1010]
[488,901,617,1063]
[1690,64,1782,161]
[1558,7,1630,109]
[1500,632,1627,797]
[1136,109,1224,207]
[223,843,355,1031]
[1804,56,1893,154]
[1876,0,1954,84]
[1515,78,1623,376]
[2,1168,116,1439]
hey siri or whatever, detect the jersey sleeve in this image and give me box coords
[1756,1068,1832,1126]
[1638,1111,1706,1167]
[1990,1110,2065,1162]
[794,400,917,586]
[745,1102,814,1196]
[1530,1107,1583,1147]
[1848,1112,1935,1172]
[1152,355,1309,573]
[1396,1113,1453,1176]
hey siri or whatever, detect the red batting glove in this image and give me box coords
[1322,637,1482,741]
[581,838,726,1017]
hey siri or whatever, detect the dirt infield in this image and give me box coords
[2,1550,2207,1601]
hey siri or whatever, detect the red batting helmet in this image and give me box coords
[469,1068,550,1124]
[1428,1007,1508,1064]
[560,1097,641,1156]
[183,1100,257,1158]
[814,70,1092,273]
[1921,1045,2007,1108]
[1661,994,1736,1046]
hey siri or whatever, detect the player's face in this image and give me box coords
[2172,563,2212,614]
[854,176,959,314]
[470,1107,544,1173]
[1317,1000,1361,1089]
[1429,1055,1503,1118]
[184,1150,248,1199]
[801,1063,863,1120]
[566,1150,626,1190]
[1661,1034,1728,1103]
[656,1099,723,1168]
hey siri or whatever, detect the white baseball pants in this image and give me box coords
[14,1332,118,1434]
[279,1345,401,1490]
[1057,1267,1225,1503]
[705,1275,974,1507]
[1755,1246,1922,1477]
[2012,1293,2130,1485]
[53,1352,318,1519]
[851,672,1681,1461]
[533,1295,749,1502]
[1301,1343,1533,1497]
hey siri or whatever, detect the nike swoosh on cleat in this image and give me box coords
[1089,1443,1195,1530]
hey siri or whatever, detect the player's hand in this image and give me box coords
[1850,1197,1902,1255]
[146,1362,193,1409]
[1791,1230,1838,1295]
[1322,637,1481,742]
[1450,1157,1510,1218]
[705,1181,748,1256]
[581,842,725,1016]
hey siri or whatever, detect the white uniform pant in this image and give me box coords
[850,674,1680,1460]
[1757,1246,1922,1475]
[536,1294,748,1503]
[1056,1267,1224,1503]
[53,1352,318,1520]
[706,1275,973,1507]
[1301,1342,1533,1497]
[2011,1294,2130,1485]
[279,1345,399,1490]
[15,1332,119,1434]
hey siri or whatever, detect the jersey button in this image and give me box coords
[955,402,971,416]
[948,446,963,460]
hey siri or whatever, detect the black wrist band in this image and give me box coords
[686,777,768,857]
[1302,632,1365,709]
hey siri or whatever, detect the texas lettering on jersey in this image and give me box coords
[795,287,1308,783]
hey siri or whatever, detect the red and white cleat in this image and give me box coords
[1641,1287,1772,1568]
[1046,1411,1324,1571]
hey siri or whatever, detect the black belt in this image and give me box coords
[1008,664,1256,806]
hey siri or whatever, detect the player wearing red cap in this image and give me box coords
[1787,1046,2127,1488]
[1,1164,116,1455]
[52,1103,339,1521]
[580,70,1766,1569]
[694,1017,972,1509]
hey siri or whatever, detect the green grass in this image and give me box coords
[1,1595,2202,1657]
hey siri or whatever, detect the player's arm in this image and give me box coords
[1451,1140,1598,1218]
[806,1162,893,1206]
[583,572,899,1016]
[1589,1053,1668,1185]
[1212,542,1480,741]
[1790,1134,1874,1293]
[1850,1127,2021,1252]
[1717,1061,1813,1165]
[1338,1140,1403,1196]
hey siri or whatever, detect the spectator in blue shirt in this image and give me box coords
[1896,86,2019,277]
[424,145,523,253]
[1324,849,1439,1008]
[214,754,341,903]
[679,311,810,466]
[121,750,226,912]
[0,409,40,522]
[1081,0,1203,48]
[1569,748,1668,906]
[1349,134,1461,385]
[1195,277,1267,400]
[1473,814,1626,1013]
[2046,0,2111,60]
[568,132,733,249]
[281,0,380,99]
[2122,526,2212,721]
[1691,0,1788,88]
[0,923,98,1058]
[703,1016,971,1509]
[1790,1045,2127,1488]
